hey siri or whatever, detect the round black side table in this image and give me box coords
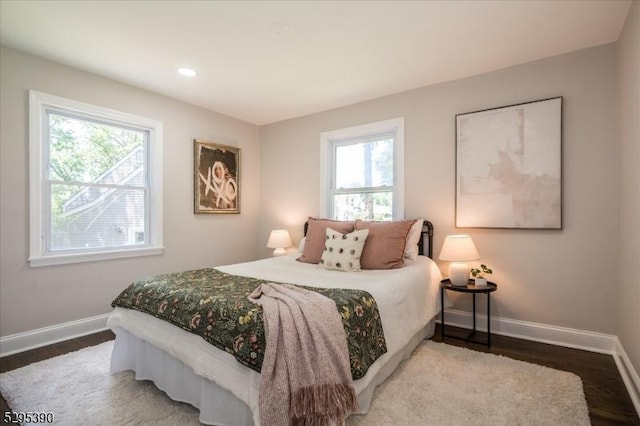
[440,279,497,347]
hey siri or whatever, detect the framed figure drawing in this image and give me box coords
[455,97,562,229]
[194,139,240,214]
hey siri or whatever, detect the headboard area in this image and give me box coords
[303,220,434,259]
[418,220,434,259]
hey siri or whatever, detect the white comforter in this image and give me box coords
[107,254,443,419]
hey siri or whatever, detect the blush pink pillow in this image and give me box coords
[297,218,355,264]
[354,219,415,269]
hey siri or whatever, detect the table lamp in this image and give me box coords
[266,230,293,257]
[438,234,480,286]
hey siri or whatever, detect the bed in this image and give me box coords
[107,219,443,425]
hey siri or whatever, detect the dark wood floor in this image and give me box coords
[1,327,638,425]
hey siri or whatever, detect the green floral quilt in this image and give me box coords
[111,268,387,380]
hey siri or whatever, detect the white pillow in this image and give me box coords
[319,228,369,272]
[404,219,424,261]
[297,237,306,253]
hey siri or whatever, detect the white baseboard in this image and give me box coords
[441,309,640,417]
[0,313,110,358]
[614,337,640,416]
[442,309,617,354]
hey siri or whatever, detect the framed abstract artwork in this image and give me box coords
[455,97,562,229]
[194,139,240,214]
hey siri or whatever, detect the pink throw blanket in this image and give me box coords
[248,282,358,426]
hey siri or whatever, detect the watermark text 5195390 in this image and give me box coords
[3,411,54,423]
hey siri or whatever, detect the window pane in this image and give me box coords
[333,192,392,221]
[48,113,146,184]
[335,139,393,189]
[50,184,146,251]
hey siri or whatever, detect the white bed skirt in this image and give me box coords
[110,320,436,426]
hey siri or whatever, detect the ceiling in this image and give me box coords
[0,1,632,125]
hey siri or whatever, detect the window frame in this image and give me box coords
[28,90,164,267]
[320,117,405,220]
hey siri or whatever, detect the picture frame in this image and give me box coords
[455,97,562,229]
[194,139,240,214]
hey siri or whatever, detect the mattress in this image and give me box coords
[107,254,443,425]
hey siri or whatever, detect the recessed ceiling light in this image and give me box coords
[178,67,196,77]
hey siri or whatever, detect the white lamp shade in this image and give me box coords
[439,235,480,286]
[266,230,293,255]
[438,235,480,262]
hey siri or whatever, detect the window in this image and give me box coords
[320,118,404,221]
[29,90,163,266]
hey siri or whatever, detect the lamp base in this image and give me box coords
[272,248,287,257]
[449,262,470,286]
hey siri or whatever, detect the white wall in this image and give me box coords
[617,1,640,380]
[259,44,620,335]
[0,46,261,337]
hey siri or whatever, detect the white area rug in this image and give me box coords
[0,340,590,425]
